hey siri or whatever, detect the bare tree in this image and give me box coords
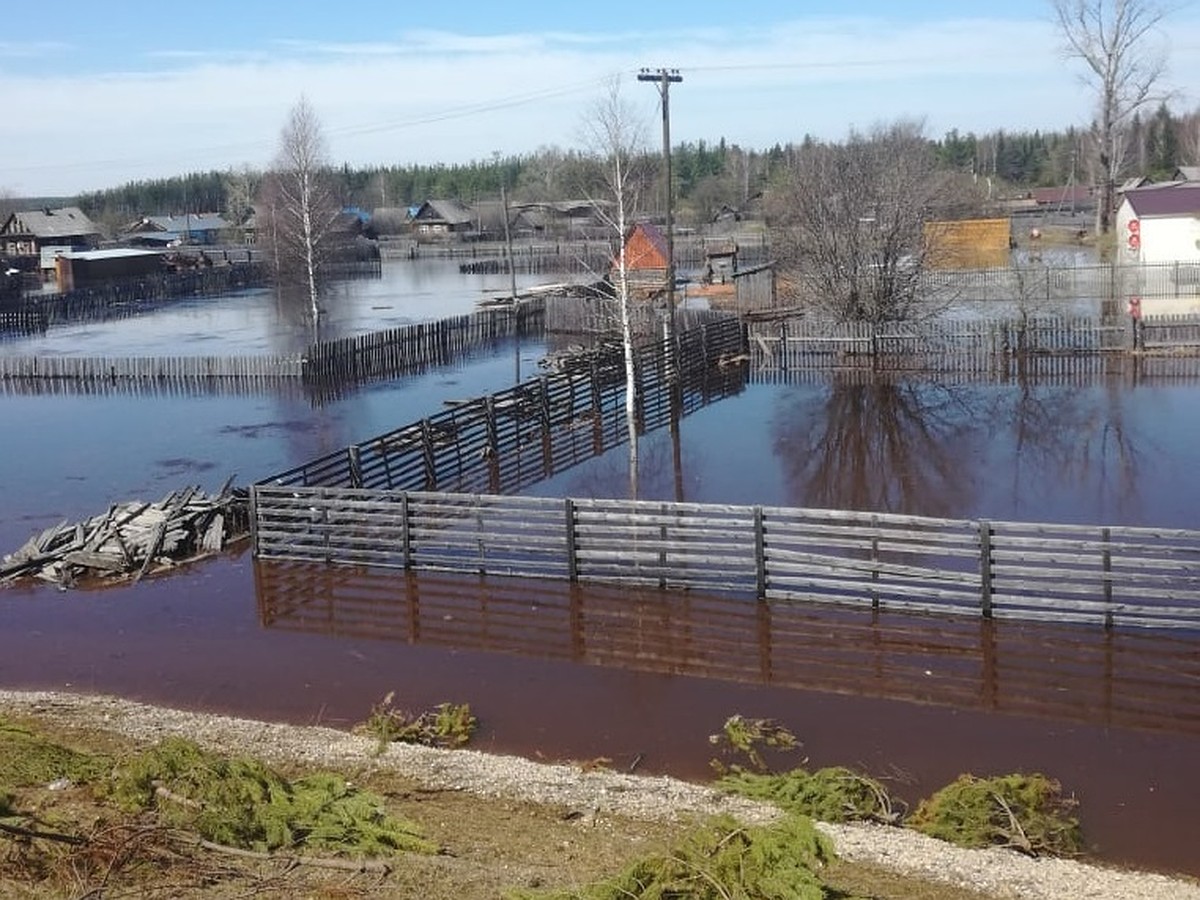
[578,78,656,497]
[1052,0,1170,235]
[264,97,341,327]
[222,165,259,238]
[768,121,964,324]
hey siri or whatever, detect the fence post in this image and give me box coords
[565,497,578,581]
[754,506,767,599]
[979,519,994,618]
[1101,526,1114,629]
[347,445,363,488]
[401,492,412,569]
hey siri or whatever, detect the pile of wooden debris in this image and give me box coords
[0,482,249,589]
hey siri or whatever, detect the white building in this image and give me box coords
[1115,182,1200,265]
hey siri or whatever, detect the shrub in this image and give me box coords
[105,736,436,856]
[508,813,839,900]
[708,714,800,774]
[718,765,903,824]
[909,772,1082,857]
[357,693,477,754]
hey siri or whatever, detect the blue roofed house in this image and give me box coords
[122,213,231,247]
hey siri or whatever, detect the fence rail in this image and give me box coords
[251,489,1200,630]
[748,313,1200,373]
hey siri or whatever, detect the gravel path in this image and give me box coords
[2,689,1196,900]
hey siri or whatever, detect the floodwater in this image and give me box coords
[2,259,1199,878]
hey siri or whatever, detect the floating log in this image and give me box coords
[0,481,249,589]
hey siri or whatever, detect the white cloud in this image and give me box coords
[3,13,1200,196]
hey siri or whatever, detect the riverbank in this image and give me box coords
[1,689,1196,900]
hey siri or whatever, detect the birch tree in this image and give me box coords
[265,97,340,327]
[579,78,655,497]
[1052,0,1170,234]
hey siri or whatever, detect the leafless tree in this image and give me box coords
[263,97,341,327]
[1052,0,1171,234]
[221,165,259,238]
[768,121,966,324]
[578,77,656,497]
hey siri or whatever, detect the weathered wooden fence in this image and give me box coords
[251,491,1200,630]
[747,314,1200,373]
[255,562,1200,735]
[0,264,267,333]
[922,260,1200,302]
[303,298,545,386]
[264,317,748,493]
[0,300,552,397]
[545,296,737,336]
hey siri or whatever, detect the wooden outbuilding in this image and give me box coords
[614,221,669,297]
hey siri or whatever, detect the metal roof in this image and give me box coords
[3,206,100,239]
[1123,182,1200,218]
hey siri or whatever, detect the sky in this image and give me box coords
[3,0,1200,197]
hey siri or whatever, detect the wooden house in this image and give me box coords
[614,221,670,297]
[122,213,231,247]
[409,199,473,239]
[0,206,101,260]
[55,248,164,291]
[1115,182,1200,265]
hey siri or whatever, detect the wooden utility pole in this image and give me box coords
[638,67,682,356]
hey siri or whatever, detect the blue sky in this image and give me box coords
[3,1,1199,197]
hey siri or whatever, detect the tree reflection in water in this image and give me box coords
[769,368,1149,523]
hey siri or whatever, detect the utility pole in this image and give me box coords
[638,67,682,357]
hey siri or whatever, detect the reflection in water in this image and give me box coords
[997,372,1144,521]
[768,368,1153,522]
[771,372,979,516]
[255,561,1200,738]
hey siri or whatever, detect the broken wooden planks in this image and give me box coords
[0,481,249,589]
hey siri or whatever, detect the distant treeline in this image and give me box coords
[70,104,1199,232]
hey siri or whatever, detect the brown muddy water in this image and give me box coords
[2,264,1200,877]
[1,554,1197,878]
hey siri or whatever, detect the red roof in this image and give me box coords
[1123,182,1200,218]
[622,222,669,270]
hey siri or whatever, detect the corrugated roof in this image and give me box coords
[415,199,472,226]
[1123,182,1200,217]
[62,248,162,261]
[4,206,100,239]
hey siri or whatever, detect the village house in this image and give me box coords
[122,213,231,247]
[0,207,103,279]
[1115,181,1200,266]
[409,199,473,239]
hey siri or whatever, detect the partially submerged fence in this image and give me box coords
[0,300,549,398]
[263,316,748,493]
[255,562,1200,736]
[748,314,1200,373]
[251,490,1200,630]
[922,260,1200,303]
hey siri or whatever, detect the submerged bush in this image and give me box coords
[509,813,840,900]
[718,765,903,824]
[105,736,436,856]
[909,772,1082,857]
[708,714,801,774]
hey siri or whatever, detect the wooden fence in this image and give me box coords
[747,314,1200,373]
[303,298,545,386]
[254,562,1200,736]
[0,299,552,397]
[921,260,1200,302]
[251,490,1200,630]
[0,264,267,333]
[263,317,748,493]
